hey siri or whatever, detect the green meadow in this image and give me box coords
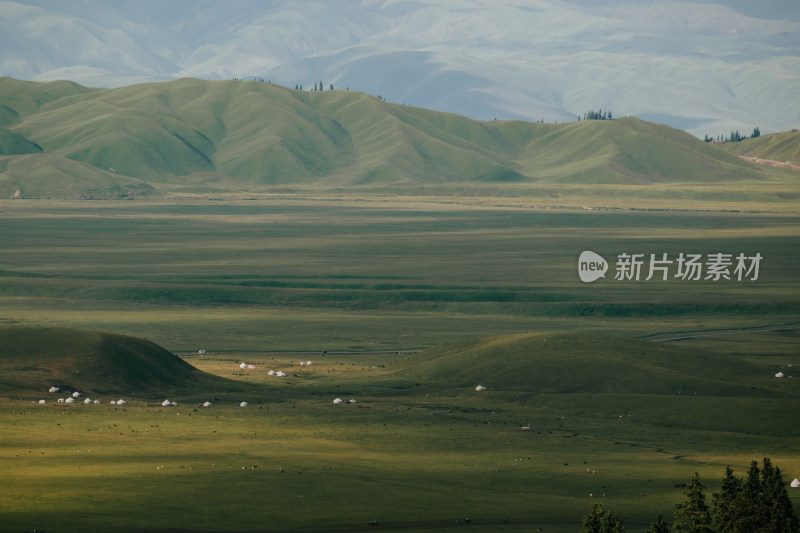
[1,194,799,532]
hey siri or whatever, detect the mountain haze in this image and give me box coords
[1,0,798,138]
[2,76,788,198]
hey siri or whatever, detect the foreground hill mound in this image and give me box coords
[396,332,791,397]
[0,77,787,198]
[0,327,230,398]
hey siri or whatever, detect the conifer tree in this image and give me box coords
[711,465,745,532]
[673,472,713,533]
[646,514,669,533]
[581,504,626,532]
[761,458,799,532]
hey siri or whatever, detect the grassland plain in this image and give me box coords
[0,193,799,532]
[1,329,799,532]
[0,195,798,351]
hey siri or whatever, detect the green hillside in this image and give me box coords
[396,332,792,398]
[0,77,792,198]
[0,327,239,397]
[715,129,800,166]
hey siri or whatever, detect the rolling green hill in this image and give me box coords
[0,326,240,397]
[715,129,800,166]
[396,332,793,398]
[0,77,792,198]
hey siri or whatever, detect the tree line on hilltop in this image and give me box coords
[581,458,799,532]
[704,127,760,144]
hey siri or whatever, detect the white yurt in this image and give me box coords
[203,401,211,407]
[84,398,92,404]
[268,370,276,376]
[333,398,344,404]
[49,386,60,393]
[776,372,785,378]
[72,391,80,398]
[239,401,248,407]
[58,398,65,403]
[110,400,117,405]
[239,363,247,369]
[117,399,126,405]
[65,397,75,403]
[162,399,172,407]
[38,399,46,404]
[276,371,286,377]
[475,385,486,391]
[306,360,312,366]
[791,479,800,488]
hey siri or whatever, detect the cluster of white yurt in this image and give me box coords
[267,370,287,377]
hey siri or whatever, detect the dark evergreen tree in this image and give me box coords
[646,513,669,533]
[761,458,799,532]
[581,504,626,533]
[711,465,745,532]
[751,126,761,138]
[673,472,713,533]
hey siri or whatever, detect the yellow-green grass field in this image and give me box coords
[1,194,799,532]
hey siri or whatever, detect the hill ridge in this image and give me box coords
[0,77,794,198]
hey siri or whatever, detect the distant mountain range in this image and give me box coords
[1,76,794,199]
[1,0,798,138]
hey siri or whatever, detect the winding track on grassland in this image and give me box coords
[647,324,800,343]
